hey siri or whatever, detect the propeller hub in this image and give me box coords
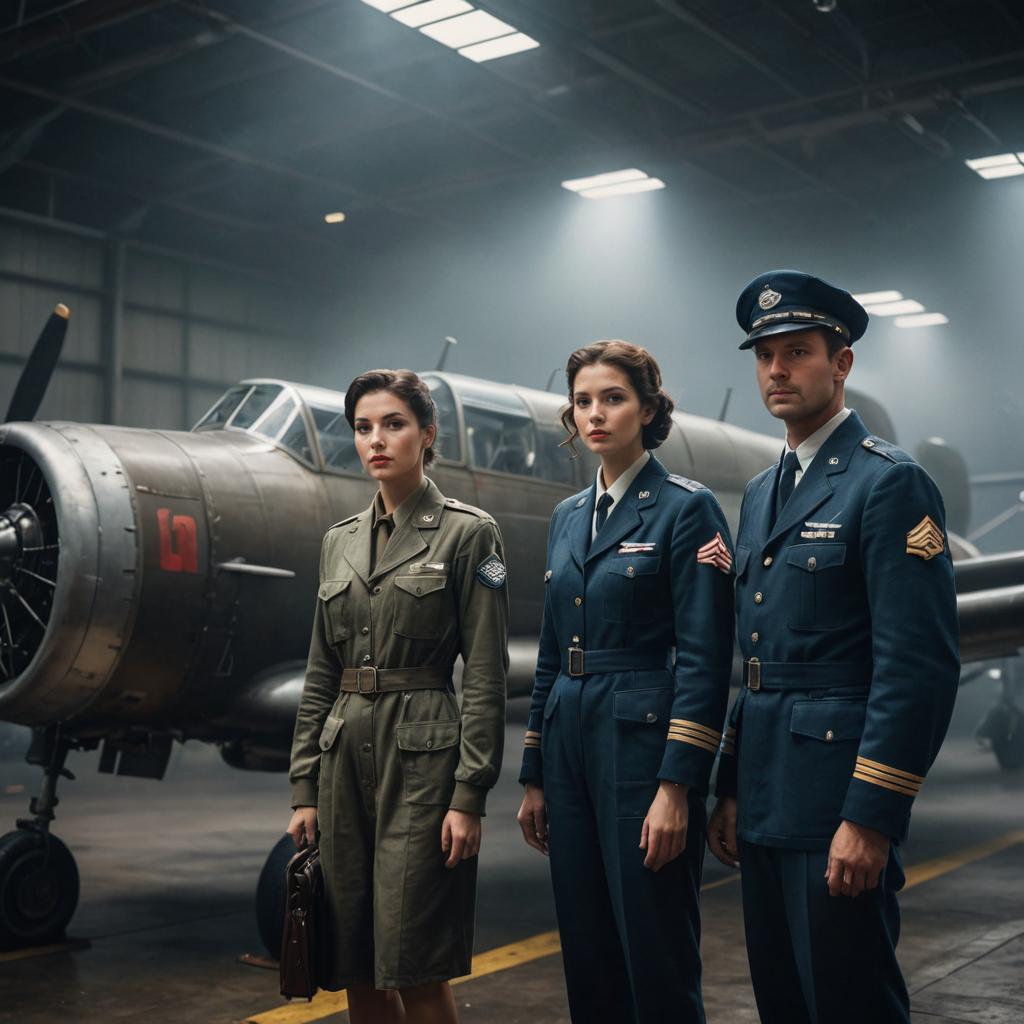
[0,504,43,583]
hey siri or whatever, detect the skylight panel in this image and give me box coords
[459,32,540,62]
[391,0,472,28]
[420,10,515,48]
[861,299,925,317]
[894,313,949,328]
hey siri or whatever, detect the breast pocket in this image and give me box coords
[317,579,352,646]
[393,574,448,639]
[603,555,662,623]
[784,543,847,631]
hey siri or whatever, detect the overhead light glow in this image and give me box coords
[562,168,648,193]
[965,153,1019,170]
[420,9,515,48]
[851,290,902,305]
[324,212,346,224]
[894,313,949,328]
[459,32,539,62]
[978,163,1024,180]
[862,299,925,317]
[580,177,666,199]
[361,0,419,11]
[391,0,471,28]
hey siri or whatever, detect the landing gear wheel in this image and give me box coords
[255,834,296,958]
[0,829,79,950]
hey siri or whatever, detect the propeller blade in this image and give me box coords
[5,304,69,423]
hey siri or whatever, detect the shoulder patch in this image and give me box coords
[906,515,945,560]
[476,553,507,589]
[666,474,706,493]
[327,513,360,530]
[861,436,912,464]
[444,497,490,519]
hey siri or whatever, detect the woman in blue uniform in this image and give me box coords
[516,341,735,1024]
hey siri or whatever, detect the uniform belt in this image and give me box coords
[562,647,672,678]
[743,659,870,692]
[339,666,451,694]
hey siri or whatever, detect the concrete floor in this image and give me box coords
[0,677,1022,1024]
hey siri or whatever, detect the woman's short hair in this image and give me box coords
[344,369,438,467]
[560,340,675,454]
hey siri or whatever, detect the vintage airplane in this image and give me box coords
[0,306,1022,954]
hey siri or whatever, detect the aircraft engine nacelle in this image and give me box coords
[0,421,329,734]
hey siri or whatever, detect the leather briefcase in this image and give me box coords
[279,843,327,1000]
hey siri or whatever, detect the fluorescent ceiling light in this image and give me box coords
[978,164,1024,180]
[392,0,471,28]
[862,299,925,316]
[852,290,902,305]
[421,10,515,48]
[459,32,539,62]
[324,212,346,224]
[965,153,1019,170]
[580,177,666,199]
[361,0,419,11]
[894,313,949,328]
[562,168,648,193]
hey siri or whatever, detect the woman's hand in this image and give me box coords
[707,797,740,869]
[640,781,689,871]
[287,806,318,849]
[516,783,549,855]
[441,809,481,868]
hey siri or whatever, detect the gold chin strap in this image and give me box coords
[749,309,850,338]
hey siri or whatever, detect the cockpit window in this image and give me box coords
[194,384,249,430]
[250,392,298,442]
[454,383,536,476]
[311,405,361,473]
[229,384,282,430]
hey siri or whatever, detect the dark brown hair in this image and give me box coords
[344,369,438,467]
[560,340,675,455]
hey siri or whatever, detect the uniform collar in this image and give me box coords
[371,477,430,533]
[787,407,851,475]
[595,450,651,509]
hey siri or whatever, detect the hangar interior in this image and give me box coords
[1,2,1024,1023]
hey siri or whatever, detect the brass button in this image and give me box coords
[361,626,369,635]
[754,592,763,604]
[645,712,657,723]
[361,743,371,752]
[425,740,433,749]
[825,729,834,742]
[626,566,635,577]
[763,556,773,567]
[572,635,580,644]
[362,654,372,663]
[372,586,382,595]
[751,632,759,644]
[807,556,817,570]
[574,597,583,606]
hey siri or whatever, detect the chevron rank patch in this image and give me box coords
[476,553,507,588]
[696,532,733,573]
[906,515,944,560]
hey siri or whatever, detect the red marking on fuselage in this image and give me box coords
[157,509,199,574]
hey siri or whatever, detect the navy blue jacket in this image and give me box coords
[519,455,735,793]
[716,410,960,848]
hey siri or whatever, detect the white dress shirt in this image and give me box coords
[592,450,651,541]
[786,407,851,488]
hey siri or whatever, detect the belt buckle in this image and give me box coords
[356,666,378,694]
[568,646,585,678]
[746,658,761,692]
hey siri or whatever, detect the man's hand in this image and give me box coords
[826,820,889,897]
[287,807,317,848]
[516,783,549,856]
[707,797,740,869]
[441,809,482,868]
[640,782,690,871]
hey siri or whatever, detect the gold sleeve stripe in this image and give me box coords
[669,719,722,743]
[853,763,921,794]
[855,756,924,784]
[667,730,719,754]
[524,730,541,739]
[666,724,721,744]
[524,740,541,749]
[852,770,918,797]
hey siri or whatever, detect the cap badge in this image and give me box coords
[758,286,782,310]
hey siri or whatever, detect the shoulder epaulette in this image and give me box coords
[327,512,360,530]
[860,437,913,464]
[443,496,490,519]
[666,474,706,493]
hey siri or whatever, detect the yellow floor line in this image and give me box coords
[0,937,90,962]
[241,829,1024,1023]
[903,828,1024,890]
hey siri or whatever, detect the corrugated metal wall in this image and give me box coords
[0,216,320,430]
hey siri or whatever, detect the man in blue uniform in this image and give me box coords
[708,270,960,1023]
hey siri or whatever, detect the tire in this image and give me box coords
[0,830,79,950]
[255,833,296,958]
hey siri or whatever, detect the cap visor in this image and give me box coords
[738,320,843,350]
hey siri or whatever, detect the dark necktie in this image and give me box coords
[775,450,801,519]
[595,492,613,534]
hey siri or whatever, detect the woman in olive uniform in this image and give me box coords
[288,370,509,1024]
[516,342,735,1024]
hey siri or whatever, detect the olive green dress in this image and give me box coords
[289,477,509,990]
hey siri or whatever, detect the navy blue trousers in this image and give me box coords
[740,841,910,1024]
[542,672,707,1024]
